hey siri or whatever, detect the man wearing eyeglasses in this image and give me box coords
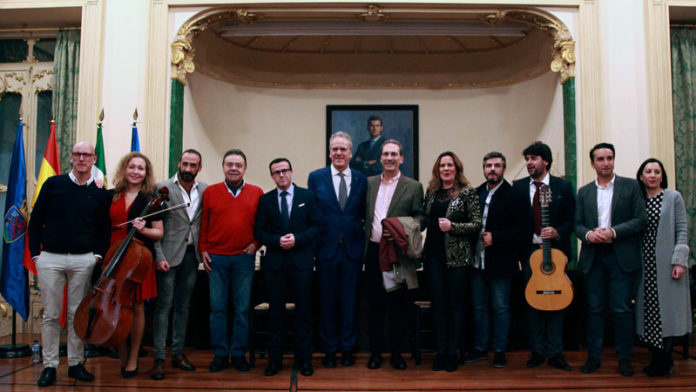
[28,141,111,387]
[255,158,321,377]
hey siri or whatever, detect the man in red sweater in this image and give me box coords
[199,149,263,373]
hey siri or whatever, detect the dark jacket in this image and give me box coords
[475,180,530,277]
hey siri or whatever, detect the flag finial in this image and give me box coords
[99,108,104,123]
[133,108,138,122]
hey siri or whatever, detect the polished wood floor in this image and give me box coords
[1,337,695,392]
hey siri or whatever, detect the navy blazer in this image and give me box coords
[476,180,530,277]
[512,175,576,259]
[574,175,646,273]
[255,184,321,271]
[307,167,367,261]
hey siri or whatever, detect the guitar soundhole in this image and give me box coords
[542,262,555,275]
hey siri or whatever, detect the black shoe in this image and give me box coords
[618,359,634,377]
[367,353,382,369]
[390,353,407,370]
[209,355,230,372]
[526,352,545,368]
[445,355,458,372]
[340,351,355,367]
[171,353,196,371]
[432,354,446,371]
[297,359,314,376]
[548,355,571,371]
[37,367,56,387]
[150,359,165,380]
[492,352,507,368]
[322,352,337,368]
[120,366,138,379]
[646,350,673,377]
[581,356,601,374]
[463,350,487,364]
[264,360,282,376]
[68,363,94,381]
[231,355,250,372]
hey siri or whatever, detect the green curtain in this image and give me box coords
[52,31,80,171]
[671,27,696,266]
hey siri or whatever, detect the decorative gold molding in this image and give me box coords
[171,8,257,84]
[31,67,52,92]
[483,9,575,83]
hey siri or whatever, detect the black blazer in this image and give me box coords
[512,175,576,259]
[255,184,321,271]
[476,180,530,277]
[574,175,646,273]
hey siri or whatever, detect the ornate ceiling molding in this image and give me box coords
[0,71,26,100]
[171,5,575,87]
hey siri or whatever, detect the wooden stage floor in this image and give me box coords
[1,343,695,391]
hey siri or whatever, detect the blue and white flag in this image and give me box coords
[131,121,140,152]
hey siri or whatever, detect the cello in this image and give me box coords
[74,187,169,347]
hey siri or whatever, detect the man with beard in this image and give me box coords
[364,140,424,370]
[512,141,575,371]
[465,152,528,368]
[149,149,208,380]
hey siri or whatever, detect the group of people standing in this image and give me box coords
[26,130,690,388]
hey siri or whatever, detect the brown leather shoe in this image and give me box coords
[172,353,196,371]
[150,359,165,380]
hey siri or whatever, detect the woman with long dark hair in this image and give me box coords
[635,158,691,376]
[422,151,482,372]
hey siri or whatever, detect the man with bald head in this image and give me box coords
[28,141,111,387]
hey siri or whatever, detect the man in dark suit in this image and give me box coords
[465,151,528,368]
[308,132,367,368]
[350,115,386,177]
[512,141,575,371]
[150,149,208,380]
[574,143,646,377]
[255,158,321,377]
[364,139,424,370]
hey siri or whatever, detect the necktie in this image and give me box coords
[532,181,542,236]
[338,172,347,210]
[280,191,290,226]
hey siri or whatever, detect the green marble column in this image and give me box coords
[169,79,184,177]
[563,77,578,267]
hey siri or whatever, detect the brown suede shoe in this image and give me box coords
[172,353,196,371]
[150,359,165,380]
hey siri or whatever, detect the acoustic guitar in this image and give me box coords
[524,184,574,311]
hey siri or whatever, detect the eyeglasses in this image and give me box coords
[271,168,291,176]
[71,152,94,159]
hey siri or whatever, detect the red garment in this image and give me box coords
[379,217,410,272]
[108,195,157,301]
[199,182,263,255]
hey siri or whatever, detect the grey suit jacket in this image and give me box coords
[154,176,208,267]
[364,174,425,245]
[574,174,646,273]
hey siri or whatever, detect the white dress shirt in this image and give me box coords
[330,164,352,200]
[370,172,401,243]
[529,173,550,245]
[277,184,294,217]
[474,181,503,269]
[174,175,200,245]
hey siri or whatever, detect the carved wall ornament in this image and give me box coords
[171,8,258,84]
[361,4,386,22]
[31,68,53,92]
[483,9,575,83]
[0,72,27,101]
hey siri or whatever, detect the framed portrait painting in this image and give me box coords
[326,105,419,179]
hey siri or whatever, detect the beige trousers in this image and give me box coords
[35,251,97,368]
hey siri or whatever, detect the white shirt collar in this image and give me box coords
[530,172,550,186]
[380,171,401,184]
[173,174,199,189]
[277,183,294,196]
[594,174,616,189]
[330,164,351,177]
[69,170,94,186]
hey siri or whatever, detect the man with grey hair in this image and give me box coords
[308,132,367,368]
[28,141,111,387]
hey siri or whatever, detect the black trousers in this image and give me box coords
[365,242,411,355]
[425,255,468,356]
[264,259,313,361]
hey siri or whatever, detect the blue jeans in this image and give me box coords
[208,253,255,357]
[584,248,639,360]
[152,246,199,360]
[470,269,511,353]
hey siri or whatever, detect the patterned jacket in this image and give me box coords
[423,185,482,268]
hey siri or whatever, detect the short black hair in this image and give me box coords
[522,141,553,170]
[367,115,383,127]
[589,143,615,162]
[268,157,292,173]
[222,149,247,166]
[181,148,202,164]
[482,151,506,168]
